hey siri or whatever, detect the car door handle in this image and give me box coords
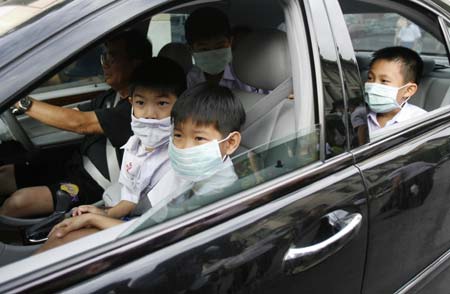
[283,210,362,275]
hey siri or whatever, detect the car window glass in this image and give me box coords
[31,45,106,96]
[121,0,319,236]
[340,0,450,141]
[148,13,188,56]
[344,13,447,60]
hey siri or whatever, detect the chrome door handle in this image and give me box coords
[283,210,362,275]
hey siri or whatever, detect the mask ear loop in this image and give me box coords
[398,83,412,108]
[218,133,233,161]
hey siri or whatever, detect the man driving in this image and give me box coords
[0,29,152,217]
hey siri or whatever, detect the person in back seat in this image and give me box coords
[184,7,261,93]
[365,46,426,134]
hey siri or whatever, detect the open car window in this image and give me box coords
[340,0,450,142]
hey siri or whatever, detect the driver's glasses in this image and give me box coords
[100,52,115,66]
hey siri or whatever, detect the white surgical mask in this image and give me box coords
[365,82,410,113]
[193,47,232,75]
[130,113,171,150]
[168,134,231,181]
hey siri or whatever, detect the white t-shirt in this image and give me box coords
[367,102,427,136]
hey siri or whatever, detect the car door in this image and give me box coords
[338,0,450,293]
[12,0,369,292]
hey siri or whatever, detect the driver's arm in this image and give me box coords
[24,98,103,135]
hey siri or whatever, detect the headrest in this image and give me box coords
[422,57,435,76]
[158,42,193,74]
[233,29,291,91]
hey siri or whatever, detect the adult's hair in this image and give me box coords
[370,46,424,84]
[171,83,246,135]
[108,29,153,61]
[129,57,187,97]
[184,7,231,45]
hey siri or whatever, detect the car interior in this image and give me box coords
[0,0,449,275]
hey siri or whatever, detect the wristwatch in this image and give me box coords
[11,97,33,115]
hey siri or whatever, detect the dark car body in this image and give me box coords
[0,0,450,293]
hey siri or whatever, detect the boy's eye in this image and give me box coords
[134,100,144,106]
[158,101,169,106]
[173,133,182,138]
[195,136,207,142]
[381,79,390,84]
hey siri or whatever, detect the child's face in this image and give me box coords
[173,118,241,157]
[367,59,418,105]
[191,35,232,52]
[131,86,177,120]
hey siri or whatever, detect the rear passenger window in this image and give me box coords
[344,13,447,60]
[340,0,450,140]
[148,13,188,56]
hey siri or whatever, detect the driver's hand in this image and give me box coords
[72,205,106,217]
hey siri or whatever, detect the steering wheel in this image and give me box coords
[0,110,36,152]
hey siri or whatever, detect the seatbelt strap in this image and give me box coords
[106,138,120,183]
[82,92,122,190]
[243,78,292,130]
[82,155,110,190]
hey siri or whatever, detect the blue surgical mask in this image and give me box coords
[365,82,410,113]
[168,135,230,181]
[131,113,171,150]
[193,47,232,75]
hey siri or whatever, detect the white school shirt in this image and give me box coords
[123,157,238,234]
[187,64,265,94]
[117,135,170,205]
[367,102,427,135]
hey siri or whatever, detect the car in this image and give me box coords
[0,0,450,293]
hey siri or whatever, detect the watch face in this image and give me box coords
[20,97,32,109]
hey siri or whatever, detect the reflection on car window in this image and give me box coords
[122,125,320,236]
[33,45,105,94]
[344,13,446,58]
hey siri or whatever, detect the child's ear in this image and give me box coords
[224,131,241,155]
[404,82,418,98]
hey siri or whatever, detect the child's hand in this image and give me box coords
[49,214,91,238]
[72,205,106,217]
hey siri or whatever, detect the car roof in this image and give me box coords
[0,0,116,72]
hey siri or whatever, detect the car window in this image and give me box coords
[32,45,106,97]
[344,13,447,59]
[148,13,188,56]
[340,0,450,141]
[121,0,319,236]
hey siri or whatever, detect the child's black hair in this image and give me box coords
[184,7,231,45]
[171,83,246,136]
[370,46,424,84]
[129,57,187,97]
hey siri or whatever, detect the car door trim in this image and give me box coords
[395,246,450,293]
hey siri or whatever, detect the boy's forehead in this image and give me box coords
[175,118,221,133]
[371,59,404,75]
[133,86,175,100]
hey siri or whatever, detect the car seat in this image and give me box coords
[158,42,193,74]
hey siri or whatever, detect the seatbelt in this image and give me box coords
[82,92,122,190]
[243,78,292,130]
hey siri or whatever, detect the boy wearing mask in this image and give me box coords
[72,57,186,219]
[184,7,259,93]
[365,46,426,134]
[37,83,245,252]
